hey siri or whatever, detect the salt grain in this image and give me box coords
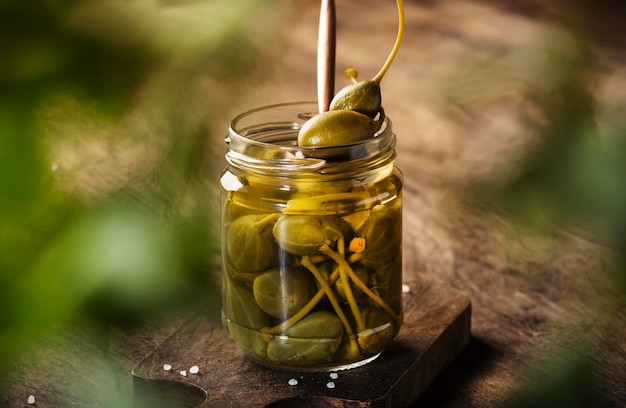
[189,365,199,374]
[402,284,411,293]
[27,395,36,404]
[180,370,187,377]
[329,372,338,379]
[326,381,336,389]
[163,364,172,371]
[288,378,298,386]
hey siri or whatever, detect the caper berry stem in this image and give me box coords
[336,237,367,333]
[292,253,328,267]
[284,191,382,214]
[348,252,363,264]
[345,68,359,84]
[261,262,342,336]
[260,256,361,359]
[301,257,355,335]
[320,244,399,321]
[262,293,323,339]
[292,252,361,268]
[253,213,280,231]
[338,266,366,331]
[301,256,361,357]
[372,0,405,84]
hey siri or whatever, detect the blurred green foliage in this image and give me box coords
[488,37,626,250]
[0,0,289,370]
[470,3,626,406]
[480,6,626,280]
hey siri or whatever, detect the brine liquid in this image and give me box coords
[220,168,402,371]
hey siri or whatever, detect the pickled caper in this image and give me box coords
[224,278,271,329]
[357,205,401,269]
[266,311,344,364]
[354,204,403,313]
[329,79,381,118]
[253,267,316,320]
[272,214,352,256]
[222,278,270,356]
[297,109,377,148]
[297,0,404,148]
[227,213,278,273]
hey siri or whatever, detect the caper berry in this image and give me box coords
[222,278,270,356]
[224,278,271,329]
[283,310,344,338]
[357,205,401,269]
[298,0,404,149]
[272,215,350,256]
[329,79,381,118]
[297,109,377,148]
[227,214,278,273]
[253,267,316,320]
[266,311,344,364]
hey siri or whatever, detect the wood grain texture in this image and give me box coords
[132,284,471,407]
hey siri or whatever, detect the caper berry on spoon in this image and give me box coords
[298,0,405,148]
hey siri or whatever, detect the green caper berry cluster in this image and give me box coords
[298,0,405,148]
[298,79,385,148]
[223,202,402,366]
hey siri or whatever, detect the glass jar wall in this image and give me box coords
[220,102,403,371]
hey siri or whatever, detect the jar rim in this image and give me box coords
[227,102,394,172]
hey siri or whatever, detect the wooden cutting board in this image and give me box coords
[132,283,471,408]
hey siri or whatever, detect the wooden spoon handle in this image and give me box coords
[317,0,336,113]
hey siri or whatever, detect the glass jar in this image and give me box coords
[220,102,403,371]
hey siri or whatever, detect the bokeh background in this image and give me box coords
[1,0,624,406]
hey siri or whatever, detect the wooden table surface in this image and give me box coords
[1,1,624,407]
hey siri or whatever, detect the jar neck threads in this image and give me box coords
[226,102,396,178]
